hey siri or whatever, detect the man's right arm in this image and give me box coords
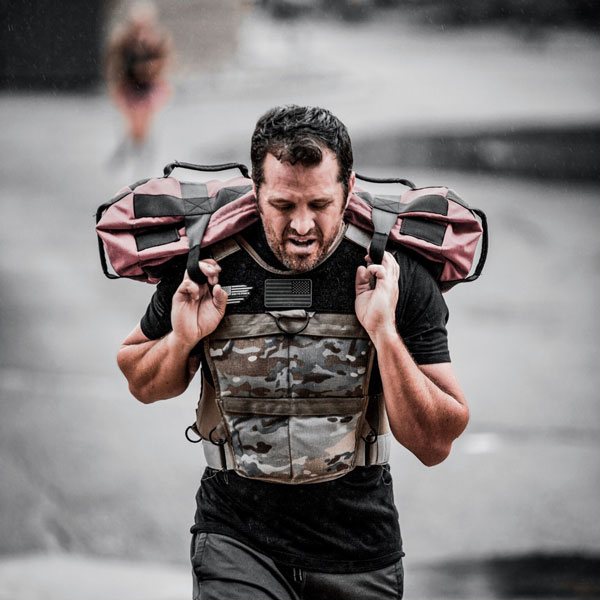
[117,324,201,403]
[117,260,228,404]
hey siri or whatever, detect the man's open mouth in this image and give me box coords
[288,238,316,249]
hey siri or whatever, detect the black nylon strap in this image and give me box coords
[369,198,401,264]
[186,244,205,284]
[182,183,211,285]
[369,232,389,265]
[182,183,251,284]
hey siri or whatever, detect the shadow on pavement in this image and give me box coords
[355,124,600,181]
[409,553,600,599]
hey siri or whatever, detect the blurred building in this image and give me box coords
[0,0,110,90]
[0,0,250,91]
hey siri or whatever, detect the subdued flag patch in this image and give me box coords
[264,279,312,308]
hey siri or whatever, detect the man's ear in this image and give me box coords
[345,172,356,209]
[252,180,262,210]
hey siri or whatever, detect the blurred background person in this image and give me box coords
[1,0,599,597]
[104,1,174,172]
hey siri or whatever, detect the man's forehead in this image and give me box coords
[261,151,340,185]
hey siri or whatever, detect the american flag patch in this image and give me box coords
[222,284,253,305]
[264,279,312,308]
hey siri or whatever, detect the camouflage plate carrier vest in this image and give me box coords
[192,225,391,484]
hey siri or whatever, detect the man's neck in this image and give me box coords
[245,220,348,274]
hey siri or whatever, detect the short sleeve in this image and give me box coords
[395,253,451,365]
[139,256,186,340]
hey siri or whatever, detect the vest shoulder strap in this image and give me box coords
[209,237,241,262]
[344,222,371,250]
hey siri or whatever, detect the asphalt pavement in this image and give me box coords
[1,8,599,599]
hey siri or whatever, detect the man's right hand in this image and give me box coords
[171,259,228,348]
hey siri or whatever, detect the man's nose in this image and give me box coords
[290,208,315,236]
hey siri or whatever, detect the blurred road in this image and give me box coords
[1,8,599,599]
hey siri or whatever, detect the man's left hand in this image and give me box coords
[354,251,399,338]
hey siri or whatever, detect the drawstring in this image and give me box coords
[293,567,304,583]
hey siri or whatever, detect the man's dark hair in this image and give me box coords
[250,105,353,199]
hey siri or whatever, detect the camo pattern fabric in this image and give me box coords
[205,318,375,484]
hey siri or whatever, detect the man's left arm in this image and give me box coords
[355,252,469,467]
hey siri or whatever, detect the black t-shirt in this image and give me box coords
[140,222,450,573]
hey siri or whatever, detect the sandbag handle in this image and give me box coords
[440,207,489,291]
[463,208,489,283]
[351,173,416,266]
[96,201,121,280]
[163,161,250,179]
[355,173,416,190]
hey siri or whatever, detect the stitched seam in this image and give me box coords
[286,339,293,480]
[394,559,404,599]
[192,532,209,573]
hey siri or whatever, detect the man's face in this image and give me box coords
[254,150,354,272]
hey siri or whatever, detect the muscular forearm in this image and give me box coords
[373,329,469,466]
[118,262,227,404]
[117,331,198,403]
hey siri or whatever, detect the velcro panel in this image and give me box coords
[222,396,364,416]
[133,194,185,218]
[405,194,448,215]
[367,193,449,216]
[135,226,180,251]
[400,218,447,246]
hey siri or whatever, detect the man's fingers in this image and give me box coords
[212,284,229,312]
[201,258,219,268]
[364,251,399,281]
[355,264,377,293]
[356,264,371,286]
[198,260,221,275]
[356,264,368,280]
[366,264,387,280]
[381,251,400,277]
[357,263,386,278]
[177,276,201,301]
[182,260,221,287]
[198,260,221,286]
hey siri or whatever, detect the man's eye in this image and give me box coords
[311,202,331,210]
[274,204,293,211]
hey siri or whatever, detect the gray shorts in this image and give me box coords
[191,532,403,600]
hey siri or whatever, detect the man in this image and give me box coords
[117,105,469,599]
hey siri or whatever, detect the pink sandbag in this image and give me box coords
[96,173,487,290]
[344,188,485,286]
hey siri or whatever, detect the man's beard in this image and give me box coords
[262,220,344,272]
